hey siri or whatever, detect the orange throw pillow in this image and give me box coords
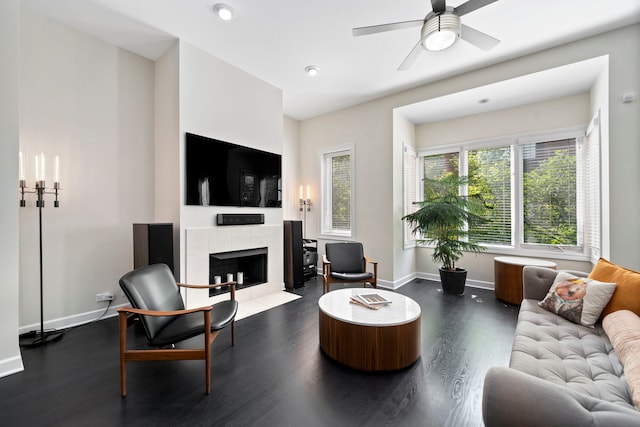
[589,258,640,318]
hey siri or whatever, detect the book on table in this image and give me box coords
[357,293,392,306]
[349,297,384,310]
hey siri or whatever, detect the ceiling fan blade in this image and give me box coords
[454,0,499,17]
[352,20,423,37]
[460,24,500,51]
[398,40,424,71]
[431,0,446,14]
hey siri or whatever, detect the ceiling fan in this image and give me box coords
[353,0,501,70]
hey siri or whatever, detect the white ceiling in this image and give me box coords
[22,0,640,121]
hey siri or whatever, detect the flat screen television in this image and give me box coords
[185,132,282,207]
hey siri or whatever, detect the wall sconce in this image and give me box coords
[299,185,311,212]
[299,185,311,238]
[18,151,64,347]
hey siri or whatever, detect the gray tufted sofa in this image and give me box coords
[483,266,640,426]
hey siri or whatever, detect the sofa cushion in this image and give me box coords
[589,258,640,318]
[510,299,635,410]
[538,272,616,327]
[603,310,640,409]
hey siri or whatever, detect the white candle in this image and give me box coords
[54,155,60,183]
[299,185,303,199]
[35,154,40,181]
[226,273,234,283]
[306,185,310,200]
[19,152,24,181]
[214,275,221,284]
[40,153,45,182]
[237,272,244,285]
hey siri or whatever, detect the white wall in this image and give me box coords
[283,116,301,221]
[171,41,285,283]
[300,101,396,284]
[19,9,156,329]
[300,23,640,288]
[0,0,24,378]
[154,42,181,274]
[392,111,417,286]
[415,93,590,145]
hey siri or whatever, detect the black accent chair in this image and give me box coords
[117,263,238,397]
[322,242,378,294]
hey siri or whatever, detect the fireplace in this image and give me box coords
[209,247,268,297]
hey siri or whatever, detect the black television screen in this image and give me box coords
[185,132,282,207]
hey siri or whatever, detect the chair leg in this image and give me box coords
[205,312,212,394]
[118,311,127,397]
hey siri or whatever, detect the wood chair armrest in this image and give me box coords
[117,306,212,317]
[177,281,236,290]
[322,255,330,265]
[177,281,236,300]
[364,255,377,265]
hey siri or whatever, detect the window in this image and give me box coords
[406,127,600,260]
[321,147,353,237]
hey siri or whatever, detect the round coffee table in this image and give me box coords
[318,288,421,371]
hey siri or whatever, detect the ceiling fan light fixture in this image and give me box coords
[422,12,460,51]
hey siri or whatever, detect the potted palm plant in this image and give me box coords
[403,174,489,295]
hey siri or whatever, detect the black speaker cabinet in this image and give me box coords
[133,223,174,274]
[283,220,304,290]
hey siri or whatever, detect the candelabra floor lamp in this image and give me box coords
[18,153,64,347]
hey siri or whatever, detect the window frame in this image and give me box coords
[409,126,596,261]
[320,145,355,238]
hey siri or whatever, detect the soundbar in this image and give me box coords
[216,213,265,226]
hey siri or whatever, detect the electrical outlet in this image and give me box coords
[96,292,114,302]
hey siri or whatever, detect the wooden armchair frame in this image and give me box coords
[322,254,378,294]
[117,281,236,397]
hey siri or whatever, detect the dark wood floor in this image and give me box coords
[0,277,519,427]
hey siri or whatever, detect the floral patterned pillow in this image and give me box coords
[539,272,616,327]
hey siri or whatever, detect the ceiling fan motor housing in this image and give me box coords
[422,12,461,51]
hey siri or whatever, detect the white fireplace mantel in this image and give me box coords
[184,225,283,308]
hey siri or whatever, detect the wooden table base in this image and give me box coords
[319,310,421,371]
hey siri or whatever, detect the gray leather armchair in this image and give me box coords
[117,263,238,396]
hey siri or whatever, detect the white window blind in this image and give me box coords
[403,145,417,245]
[468,146,512,245]
[585,112,601,263]
[522,138,578,246]
[422,152,458,183]
[321,149,352,236]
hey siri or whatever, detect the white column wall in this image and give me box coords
[0,0,23,378]
[18,9,155,329]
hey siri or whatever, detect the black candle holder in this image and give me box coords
[19,179,63,347]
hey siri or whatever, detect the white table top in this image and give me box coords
[318,288,421,327]
[494,256,557,268]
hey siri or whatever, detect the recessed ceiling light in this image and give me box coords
[213,3,234,21]
[304,66,319,76]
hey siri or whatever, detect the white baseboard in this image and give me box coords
[0,355,24,379]
[18,303,125,335]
